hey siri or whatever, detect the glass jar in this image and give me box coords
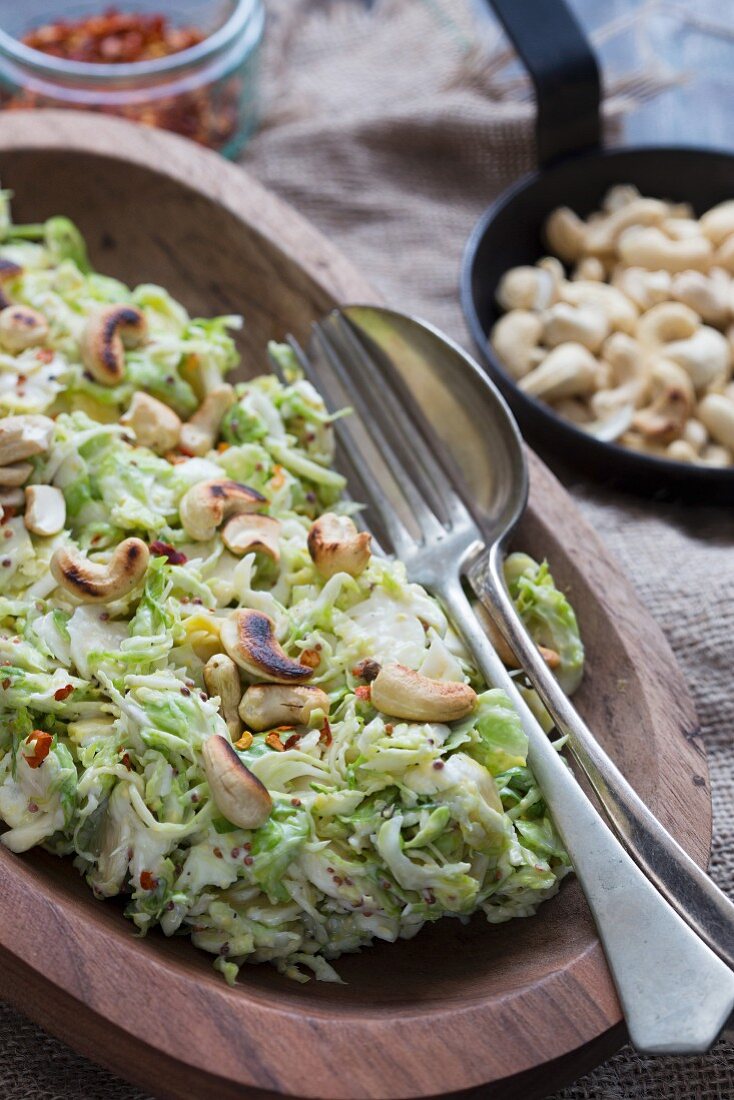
[0,0,264,158]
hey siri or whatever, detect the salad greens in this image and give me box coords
[0,190,583,984]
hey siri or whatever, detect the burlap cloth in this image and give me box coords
[2,1,733,1096]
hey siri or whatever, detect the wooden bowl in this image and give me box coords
[0,112,711,1100]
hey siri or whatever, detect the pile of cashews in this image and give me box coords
[489,185,734,466]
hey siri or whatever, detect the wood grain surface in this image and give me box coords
[0,112,711,1100]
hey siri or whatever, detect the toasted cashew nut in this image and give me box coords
[371,663,476,722]
[238,684,330,732]
[0,487,24,510]
[0,305,49,353]
[671,269,731,327]
[120,392,182,454]
[222,514,282,560]
[496,265,559,312]
[0,258,22,307]
[636,302,699,348]
[307,513,372,579]
[81,304,147,385]
[560,281,639,334]
[179,479,266,541]
[697,393,734,452]
[24,485,66,536]
[544,207,587,262]
[179,384,235,457]
[0,414,54,465]
[617,226,713,272]
[611,266,672,311]
[201,734,271,829]
[490,310,544,380]
[542,303,609,352]
[203,653,242,740]
[0,461,32,487]
[664,326,730,391]
[700,201,734,245]
[51,537,149,601]
[518,342,598,401]
[221,609,313,683]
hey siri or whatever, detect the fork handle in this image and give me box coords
[469,544,734,971]
[438,572,734,1053]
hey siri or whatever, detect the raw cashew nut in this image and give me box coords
[697,393,734,452]
[617,226,713,272]
[603,184,640,212]
[371,663,476,722]
[541,303,609,352]
[0,415,54,465]
[544,207,587,262]
[0,305,49,352]
[611,267,672,311]
[238,684,330,732]
[179,478,266,541]
[560,281,639,334]
[81,304,148,385]
[0,462,32,487]
[701,443,732,467]
[572,257,606,282]
[584,197,669,254]
[496,264,559,312]
[222,514,282,561]
[700,201,734,245]
[179,384,235,457]
[671,269,731,327]
[51,537,149,601]
[636,302,700,348]
[201,734,271,829]
[120,392,182,454]
[221,609,313,683]
[490,310,544,380]
[203,653,242,740]
[518,342,598,401]
[664,326,730,391]
[714,234,734,273]
[666,440,699,464]
[683,417,708,453]
[307,513,372,579]
[24,485,66,536]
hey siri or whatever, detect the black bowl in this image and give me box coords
[461,144,734,503]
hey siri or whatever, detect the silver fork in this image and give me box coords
[272,306,734,1053]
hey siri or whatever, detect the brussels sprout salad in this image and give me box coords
[0,190,584,984]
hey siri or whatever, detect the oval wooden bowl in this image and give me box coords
[0,113,711,1100]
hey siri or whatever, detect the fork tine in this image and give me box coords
[324,312,470,532]
[315,320,447,546]
[286,334,411,559]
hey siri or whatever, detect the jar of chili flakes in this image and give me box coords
[0,1,264,157]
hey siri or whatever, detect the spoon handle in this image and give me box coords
[439,571,734,1054]
[468,544,734,971]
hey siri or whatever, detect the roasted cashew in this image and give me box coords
[0,462,32,487]
[24,485,66,537]
[307,513,371,579]
[179,478,266,541]
[490,309,544,380]
[120,392,182,454]
[51,537,149,601]
[221,609,313,683]
[201,734,272,829]
[222,514,281,561]
[0,258,22,308]
[518,342,598,401]
[81,304,147,386]
[371,663,476,722]
[0,305,49,353]
[203,653,242,740]
[238,684,330,732]
[0,414,54,465]
[179,384,235,457]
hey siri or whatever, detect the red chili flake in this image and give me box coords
[299,648,321,670]
[352,658,381,682]
[385,723,394,735]
[283,732,301,751]
[25,730,52,769]
[90,533,102,545]
[35,347,54,363]
[150,540,187,565]
[16,374,27,386]
[355,685,371,701]
[53,684,74,701]
[121,753,132,770]
[213,847,223,860]
[265,731,285,752]
[319,718,332,747]
[0,508,16,524]
[140,871,157,891]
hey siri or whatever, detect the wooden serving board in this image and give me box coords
[0,113,711,1100]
